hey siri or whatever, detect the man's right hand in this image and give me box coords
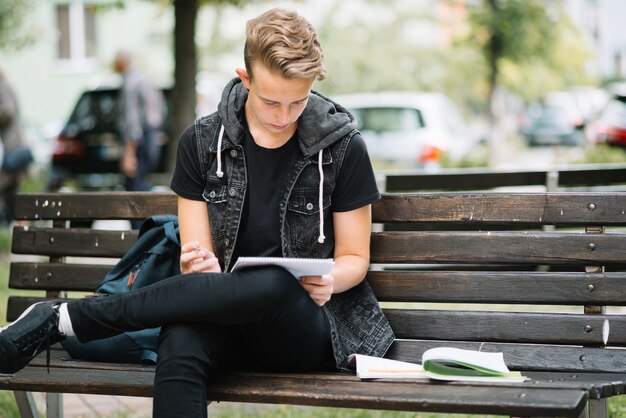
[180,241,221,274]
[120,143,138,177]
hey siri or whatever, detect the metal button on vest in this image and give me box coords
[230,150,238,158]
[229,188,236,197]
[306,202,314,211]
[224,238,230,247]
[209,191,216,198]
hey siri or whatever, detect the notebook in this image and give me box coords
[230,257,334,279]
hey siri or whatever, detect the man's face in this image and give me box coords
[238,63,314,141]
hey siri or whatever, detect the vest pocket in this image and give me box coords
[286,189,332,254]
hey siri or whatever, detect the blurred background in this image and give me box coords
[1,0,626,192]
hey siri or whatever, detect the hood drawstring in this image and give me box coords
[216,125,225,178]
[317,149,325,244]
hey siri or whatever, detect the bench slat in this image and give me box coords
[11,226,137,258]
[7,297,624,346]
[385,309,624,346]
[14,192,177,221]
[383,165,626,191]
[14,226,626,264]
[11,264,626,305]
[387,340,626,372]
[367,271,626,304]
[15,192,626,226]
[370,231,626,265]
[0,365,588,417]
[373,193,626,225]
[9,262,110,291]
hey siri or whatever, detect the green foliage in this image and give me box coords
[0,0,38,50]
[0,391,20,418]
[468,0,553,66]
[464,0,595,106]
[576,145,626,164]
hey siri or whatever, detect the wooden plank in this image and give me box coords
[9,263,110,291]
[384,309,626,346]
[17,226,626,265]
[366,271,626,304]
[383,164,626,192]
[386,340,626,372]
[7,297,625,346]
[0,366,588,417]
[11,226,137,257]
[370,231,626,265]
[373,193,626,225]
[14,191,626,225]
[14,192,177,221]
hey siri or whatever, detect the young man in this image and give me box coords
[0,8,394,417]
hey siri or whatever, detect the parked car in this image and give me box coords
[587,87,626,147]
[49,86,172,191]
[519,91,586,146]
[332,91,479,169]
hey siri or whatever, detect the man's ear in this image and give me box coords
[235,67,250,90]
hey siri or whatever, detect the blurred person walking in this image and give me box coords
[113,50,165,195]
[0,67,32,225]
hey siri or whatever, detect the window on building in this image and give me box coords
[55,2,97,63]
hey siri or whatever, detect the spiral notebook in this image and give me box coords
[230,257,334,279]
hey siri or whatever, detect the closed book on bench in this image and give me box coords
[230,257,334,279]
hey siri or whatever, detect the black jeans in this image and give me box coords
[67,266,332,418]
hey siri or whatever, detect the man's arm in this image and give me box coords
[178,196,221,274]
[300,204,372,305]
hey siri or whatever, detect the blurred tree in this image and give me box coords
[0,0,37,50]
[465,0,594,163]
[139,0,252,171]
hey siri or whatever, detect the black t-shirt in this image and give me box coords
[170,122,380,259]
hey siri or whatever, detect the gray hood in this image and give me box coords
[217,77,357,157]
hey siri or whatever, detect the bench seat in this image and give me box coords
[4,191,626,418]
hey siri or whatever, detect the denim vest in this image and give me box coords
[193,113,394,370]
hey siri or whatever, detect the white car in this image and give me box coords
[332,91,477,169]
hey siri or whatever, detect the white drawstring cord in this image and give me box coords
[216,125,225,178]
[317,149,325,244]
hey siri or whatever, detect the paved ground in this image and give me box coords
[33,393,153,417]
[32,392,283,417]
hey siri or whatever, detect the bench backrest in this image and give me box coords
[8,191,626,373]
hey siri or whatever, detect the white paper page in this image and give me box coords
[350,354,427,379]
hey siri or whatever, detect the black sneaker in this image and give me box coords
[0,301,65,374]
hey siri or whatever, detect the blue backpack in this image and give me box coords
[61,214,181,364]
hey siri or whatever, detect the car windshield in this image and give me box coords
[66,91,119,135]
[350,107,425,132]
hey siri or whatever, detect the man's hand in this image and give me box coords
[180,241,221,274]
[299,274,334,306]
[120,143,138,177]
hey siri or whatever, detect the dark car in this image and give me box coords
[50,87,172,191]
[520,92,586,147]
[588,90,626,147]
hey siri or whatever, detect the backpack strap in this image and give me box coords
[163,220,180,246]
[139,214,178,237]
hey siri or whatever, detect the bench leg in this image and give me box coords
[13,391,40,418]
[46,393,63,418]
[587,398,608,418]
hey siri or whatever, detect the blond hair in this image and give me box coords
[244,8,326,81]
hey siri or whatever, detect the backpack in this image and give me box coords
[61,214,181,364]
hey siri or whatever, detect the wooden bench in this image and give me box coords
[2,191,626,418]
